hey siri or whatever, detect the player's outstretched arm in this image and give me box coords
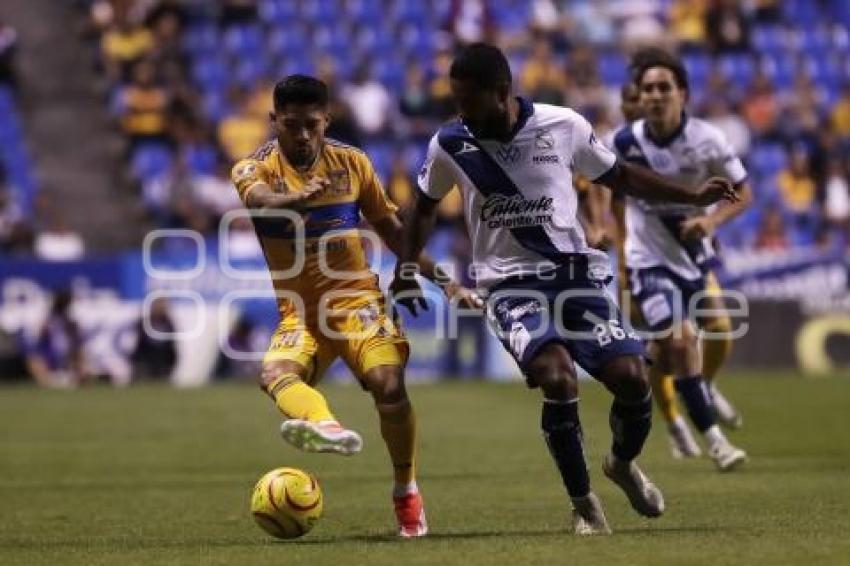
[243,178,328,210]
[374,212,483,311]
[599,161,740,206]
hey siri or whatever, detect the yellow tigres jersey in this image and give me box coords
[231,138,397,319]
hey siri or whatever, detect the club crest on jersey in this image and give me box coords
[325,169,352,195]
[233,162,257,183]
[534,128,555,150]
[496,144,521,163]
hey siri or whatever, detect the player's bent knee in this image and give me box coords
[600,355,650,403]
[362,365,407,404]
[526,343,577,397]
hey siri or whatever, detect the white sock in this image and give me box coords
[669,414,689,432]
[393,480,418,498]
[704,424,726,448]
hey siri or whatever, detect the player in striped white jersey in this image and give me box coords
[391,43,740,535]
[612,48,752,471]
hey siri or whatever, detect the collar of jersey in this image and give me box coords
[644,112,688,148]
[460,96,534,143]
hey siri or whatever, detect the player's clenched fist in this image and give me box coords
[692,177,739,206]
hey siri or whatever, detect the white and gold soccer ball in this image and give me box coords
[250,467,323,539]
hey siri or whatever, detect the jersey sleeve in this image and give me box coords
[417,134,457,201]
[356,152,398,224]
[570,113,617,182]
[707,128,748,184]
[231,158,273,204]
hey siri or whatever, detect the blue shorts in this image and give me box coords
[628,266,706,333]
[487,265,644,380]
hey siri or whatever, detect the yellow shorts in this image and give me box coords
[262,292,409,385]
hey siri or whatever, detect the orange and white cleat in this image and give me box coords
[393,491,428,538]
[279,419,363,455]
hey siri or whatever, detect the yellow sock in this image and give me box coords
[377,399,416,486]
[263,373,335,422]
[702,318,733,383]
[651,368,681,424]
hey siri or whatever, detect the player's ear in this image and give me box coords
[268,111,276,124]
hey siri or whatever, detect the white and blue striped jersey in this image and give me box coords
[612,115,747,280]
[417,98,617,288]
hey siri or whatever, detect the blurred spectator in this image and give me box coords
[741,70,780,139]
[217,87,270,162]
[528,0,563,42]
[399,62,437,140]
[115,59,171,152]
[751,0,782,23]
[704,0,750,54]
[146,3,186,72]
[520,35,568,105]
[132,296,177,380]
[429,49,457,120]
[0,173,32,255]
[341,62,392,139]
[670,0,707,50]
[219,0,258,27]
[617,0,666,49]
[192,158,242,222]
[442,0,497,46]
[226,215,262,259]
[100,7,154,82]
[568,0,615,46]
[830,85,850,138]
[824,158,850,230]
[386,151,415,209]
[33,205,85,261]
[754,206,789,250]
[0,20,18,89]
[215,314,264,379]
[23,290,89,388]
[704,98,751,156]
[776,148,817,217]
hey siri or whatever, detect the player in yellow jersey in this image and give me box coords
[231,75,478,537]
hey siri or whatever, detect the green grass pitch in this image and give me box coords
[1,373,849,565]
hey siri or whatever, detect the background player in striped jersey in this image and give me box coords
[610,48,752,470]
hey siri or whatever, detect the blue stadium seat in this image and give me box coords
[783,0,825,27]
[258,0,298,25]
[598,51,628,86]
[301,0,337,21]
[201,91,230,123]
[267,24,310,59]
[683,53,711,85]
[223,25,265,58]
[191,56,230,92]
[233,58,269,88]
[719,54,755,86]
[182,23,219,54]
[131,144,174,181]
[364,142,393,182]
[751,25,790,53]
[183,144,219,175]
[749,143,787,177]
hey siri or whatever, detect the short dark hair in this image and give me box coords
[273,75,329,110]
[630,47,689,91]
[449,42,512,89]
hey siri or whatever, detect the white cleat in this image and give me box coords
[280,419,363,455]
[571,492,611,535]
[708,440,747,472]
[668,416,702,459]
[602,454,665,518]
[710,384,743,430]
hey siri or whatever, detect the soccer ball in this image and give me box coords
[250,467,323,539]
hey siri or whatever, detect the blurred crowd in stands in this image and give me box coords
[2,0,850,257]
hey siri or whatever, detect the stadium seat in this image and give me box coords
[598,51,628,87]
[131,144,174,182]
[751,25,790,53]
[258,0,298,25]
[223,25,265,58]
[191,56,230,92]
[182,23,219,54]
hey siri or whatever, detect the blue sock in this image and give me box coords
[541,399,590,499]
[610,394,653,461]
[674,375,716,432]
